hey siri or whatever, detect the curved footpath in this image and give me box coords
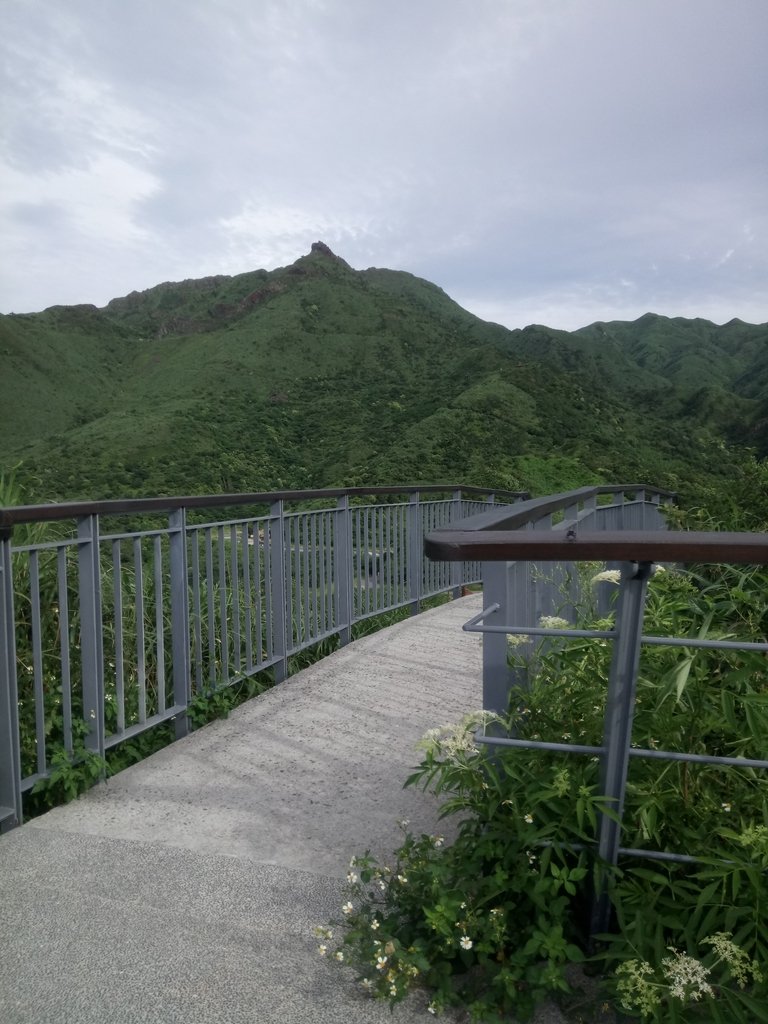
[0,595,574,1024]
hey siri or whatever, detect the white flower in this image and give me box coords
[538,615,570,630]
[459,935,473,950]
[342,901,354,915]
[506,634,527,648]
[361,978,374,992]
[427,1005,437,1015]
[591,569,622,585]
[347,871,358,884]
[433,835,444,848]
[524,813,534,824]
[661,948,714,1001]
[398,818,410,829]
[376,956,388,970]
[317,944,328,956]
[721,802,732,812]
[377,880,386,891]
[335,950,344,961]
[397,874,408,884]
[389,984,397,996]
[370,918,380,931]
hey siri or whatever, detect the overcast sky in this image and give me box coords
[1,0,766,330]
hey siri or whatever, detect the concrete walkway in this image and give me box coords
[0,596,574,1024]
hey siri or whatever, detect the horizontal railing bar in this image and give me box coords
[478,733,768,772]
[628,747,768,770]
[617,847,703,866]
[425,484,675,536]
[477,734,605,756]
[11,538,80,554]
[100,529,172,542]
[1,484,528,528]
[641,634,768,652]
[463,609,768,652]
[103,706,189,748]
[426,528,768,564]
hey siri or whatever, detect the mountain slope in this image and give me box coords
[1,243,765,509]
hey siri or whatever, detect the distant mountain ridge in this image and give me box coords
[1,243,765,511]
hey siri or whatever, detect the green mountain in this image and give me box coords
[1,242,766,514]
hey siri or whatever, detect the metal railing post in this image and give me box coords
[270,500,288,683]
[335,495,352,646]
[451,489,463,598]
[407,492,422,616]
[169,507,190,739]
[481,560,514,713]
[0,529,22,831]
[591,559,652,936]
[77,515,105,761]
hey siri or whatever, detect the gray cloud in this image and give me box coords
[1,0,765,328]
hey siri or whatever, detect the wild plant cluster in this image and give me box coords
[317,555,768,1022]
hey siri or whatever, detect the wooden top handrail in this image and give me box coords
[422,484,768,565]
[0,484,529,529]
[431,484,676,535]
[424,529,768,565]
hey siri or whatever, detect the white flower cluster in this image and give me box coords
[591,569,622,585]
[418,711,498,761]
[538,615,570,630]
[661,948,714,1002]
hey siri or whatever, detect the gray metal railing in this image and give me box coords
[0,484,525,833]
[424,484,768,933]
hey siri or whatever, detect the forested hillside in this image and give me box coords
[1,242,766,515]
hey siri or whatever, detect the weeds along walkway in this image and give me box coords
[0,594,497,1024]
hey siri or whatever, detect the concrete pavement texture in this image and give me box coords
[0,595,582,1024]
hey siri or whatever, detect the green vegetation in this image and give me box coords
[0,243,765,510]
[319,528,768,1022]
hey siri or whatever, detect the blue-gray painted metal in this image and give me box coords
[0,485,687,833]
[592,560,652,933]
[0,534,22,831]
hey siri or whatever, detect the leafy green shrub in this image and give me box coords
[319,559,768,1021]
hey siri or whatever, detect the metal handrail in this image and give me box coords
[0,484,521,833]
[0,484,529,530]
[423,484,768,935]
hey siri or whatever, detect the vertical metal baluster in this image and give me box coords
[310,512,319,639]
[302,514,311,644]
[376,505,384,612]
[292,517,302,650]
[383,505,392,610]
[230,523,241,676]
[134,537,146,723]
[191,529,203,693]
[362,506,370,616]
[318,512,327,636]
[407,493,421,615]
[218,526,229,685]
[243,523,253,673]
[591,560,652,937]
[205,529,215,685]
[270,501,288,682]
[168,508,189,738]
[154,535,166,716]
[0,528,22,831]
[253,521,265,665]
[28,552,45,774]
[452,490,463,598]
[351,506,360,620]
[58,546,73,751]
[78,515,105,760]
[112,540,125,734]
[335,496,352,644]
